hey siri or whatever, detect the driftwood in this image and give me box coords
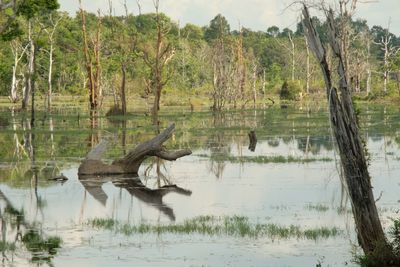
[78,123,192,175]
[302,5,394,260]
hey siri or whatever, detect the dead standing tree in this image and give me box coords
[9,40,29,103]
[375,20,400,94]
[302,5,398,263]
[79,0,102,110]
[142,0,175,120]
[78,123,191,175]
[40,14,63,111]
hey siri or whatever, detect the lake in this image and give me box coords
[0,103,399,266]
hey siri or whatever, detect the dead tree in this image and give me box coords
[276,31,296,81]
[212,36,233,111]
[232,28,246,108]
[302,5,396,261]
[80,1,102,110]
[9,40,29,103]
[376,20,399,94]
[40,14,63,111]
[142,0,175,119]
[22,21,35,110]
[78,123,192,175]
[304,36,310,94]
[251,62,257,108]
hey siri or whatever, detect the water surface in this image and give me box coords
[0,104,399,266]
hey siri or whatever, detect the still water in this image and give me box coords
[0,104,399,266]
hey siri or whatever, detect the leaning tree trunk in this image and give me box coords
[78,123,192,175]
[302,5,394,260]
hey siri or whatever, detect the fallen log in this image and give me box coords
[78,123,192,175]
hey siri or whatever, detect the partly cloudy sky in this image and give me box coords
[58,0,400,35]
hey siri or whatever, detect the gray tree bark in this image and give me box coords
[302,5,396,261]
[78,124,192,175]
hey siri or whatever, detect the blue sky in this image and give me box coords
[58,0,400,35]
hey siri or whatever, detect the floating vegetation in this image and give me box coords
[89,216,342,240]
[195,154,333,164]
[305,203,329,212]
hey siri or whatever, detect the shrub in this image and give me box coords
[280,80,302,100]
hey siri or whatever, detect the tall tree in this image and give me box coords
[79,0,102,110]
[302,4,398,264]
[204,14,230,43]
[40,13,63,111]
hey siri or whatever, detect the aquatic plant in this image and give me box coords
[89,215,341,240]
[195,154,333,164]
[305,203,329,212]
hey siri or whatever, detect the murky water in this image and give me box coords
[0,104,400,266]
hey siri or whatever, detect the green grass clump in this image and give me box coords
[88,215,342,240]
[305,203,329,212]
[195,154,332,164]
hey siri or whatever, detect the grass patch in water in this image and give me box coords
[89,215,341,240]
[195,154,333,164]
[305,203,329,212]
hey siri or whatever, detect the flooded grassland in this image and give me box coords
[0,103,400,266]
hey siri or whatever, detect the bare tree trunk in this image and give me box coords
[22,21,34,110]
[288,32,295,81]
[305,36,310,94]
[302,5,395,260]
[396,71,400,96]
[43,15,62,111]
[48,41,53,110]
[262,68,266,97]
[79,1,102,110]
[366,37,371,95]
[10,41,28,103]
[252,62,257,108]
[121,63,127,115]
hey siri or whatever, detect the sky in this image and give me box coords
[58,0,400,35]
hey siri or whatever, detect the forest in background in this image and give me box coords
[1,0,400,113]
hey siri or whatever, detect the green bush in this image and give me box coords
[280,80,302,100]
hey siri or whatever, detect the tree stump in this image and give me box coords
[248,130,257,152]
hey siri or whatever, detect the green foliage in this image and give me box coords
[18,0,59,19]
[390,219,400,255]
[204,14,230,42]
[280,80,302,100]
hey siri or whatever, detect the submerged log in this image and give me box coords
[78,123,192,175]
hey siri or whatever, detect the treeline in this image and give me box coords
[1,1,400,111]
